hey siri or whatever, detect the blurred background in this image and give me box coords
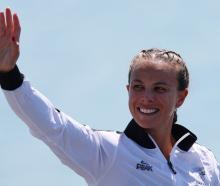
[0,0,219,185]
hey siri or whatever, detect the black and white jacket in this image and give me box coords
[1,66,219,186]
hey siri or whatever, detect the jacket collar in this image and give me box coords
[124,119,197,151]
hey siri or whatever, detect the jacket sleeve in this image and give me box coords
[216,162,220,185]
[204,146,220,185]
[211,153,220,185]
[0,66,119,184]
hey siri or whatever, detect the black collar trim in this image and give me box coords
[124,119,197,151]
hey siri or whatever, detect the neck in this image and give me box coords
[147,127,175,160]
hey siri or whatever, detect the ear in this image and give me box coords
[176,89,188,108]
[126,84,130,92]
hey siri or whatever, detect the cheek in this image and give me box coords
[167,96,179,111]
[128,91,140,110]
[128,92,135,107]
[159,94,177,110]
[128,96,135,115]
[128,90,136,100]
[128,91,142,104]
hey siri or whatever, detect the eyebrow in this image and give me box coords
[132,79,143,83]
[154,82,170,86]
[132,79,170,86]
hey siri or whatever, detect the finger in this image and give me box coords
[13,13,21,42]
[5,8,13,35]
[0,12,6,35]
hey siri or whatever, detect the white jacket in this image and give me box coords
[1,66,220,186]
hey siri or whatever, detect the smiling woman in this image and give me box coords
[127,49,189,159]
[0,8,220,186]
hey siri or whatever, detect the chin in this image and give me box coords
[134,118,155,130]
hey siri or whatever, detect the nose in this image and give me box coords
[141,89,155,103]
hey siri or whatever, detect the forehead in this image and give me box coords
[130,60,179,83]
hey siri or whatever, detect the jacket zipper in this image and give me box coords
[167,158,177,174]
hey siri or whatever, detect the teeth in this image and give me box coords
[139,108,158,114]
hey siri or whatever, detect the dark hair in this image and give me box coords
[128,48,189,124]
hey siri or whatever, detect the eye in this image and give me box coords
[154,86,167,93]
[133,84,144,91]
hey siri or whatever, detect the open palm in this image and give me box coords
[0,8,21,72]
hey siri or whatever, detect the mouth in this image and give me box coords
[138,107,159,115]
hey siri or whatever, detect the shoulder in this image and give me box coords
[191,143,219,169]
[192,143,220,184]
[192,143,217,159]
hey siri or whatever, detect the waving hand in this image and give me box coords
[0,8,21,72]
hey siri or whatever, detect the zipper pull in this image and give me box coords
[167,159,177,174]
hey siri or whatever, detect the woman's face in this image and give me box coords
[127,60,188,131]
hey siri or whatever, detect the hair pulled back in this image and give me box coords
[128,48,189,124]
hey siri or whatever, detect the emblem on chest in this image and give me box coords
[136,160,153,172]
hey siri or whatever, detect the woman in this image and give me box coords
[0,8,219,186]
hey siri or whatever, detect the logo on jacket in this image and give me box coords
[136,160,153,172]
[191,167,207,185]
[193,167,206,180]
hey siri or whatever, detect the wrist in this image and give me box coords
[0,65,24,90]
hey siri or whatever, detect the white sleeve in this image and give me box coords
[205,148,220,185]
[212,156,220,185]
[216,162,220,185]
[3,79,119,184]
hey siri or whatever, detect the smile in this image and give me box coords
[138,108,159,115]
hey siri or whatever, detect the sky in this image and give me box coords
[0,0,220,185]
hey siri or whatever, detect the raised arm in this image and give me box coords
[0,8,118,185]
[0,8,20,72]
